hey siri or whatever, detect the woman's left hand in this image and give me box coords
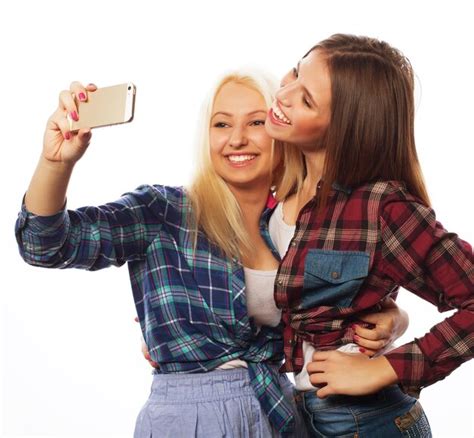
[353,297,409,356]
[306,351,399,398]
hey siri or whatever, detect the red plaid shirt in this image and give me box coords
[275,181,474,396]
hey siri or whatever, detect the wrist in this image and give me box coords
[39,155,76,173]
[373,355,399,388]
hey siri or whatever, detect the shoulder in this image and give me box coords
[122,184,190,208]
[349,181,410,199]
[349,181,426,209]
[344,181,434,226]
[112,185,193,224]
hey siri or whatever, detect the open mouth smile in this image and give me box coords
[269,101,291,125]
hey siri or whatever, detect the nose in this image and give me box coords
[275,82,294,108]
[228,126,248,148]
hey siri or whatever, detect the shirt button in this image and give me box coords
[331,271,340,279]
[290,241,297,247]
[288,339,295,346]
[277,279,283,286]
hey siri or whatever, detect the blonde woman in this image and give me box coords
[16,70,406,437]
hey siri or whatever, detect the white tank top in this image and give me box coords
[217,220,282,370]
[219,202,359,376]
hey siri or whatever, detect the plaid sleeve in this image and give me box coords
[379,196,474,396]
[15,184,169,271]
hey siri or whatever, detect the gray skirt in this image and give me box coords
[134,367,308,438]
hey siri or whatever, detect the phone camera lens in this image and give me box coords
[128,86,131,90]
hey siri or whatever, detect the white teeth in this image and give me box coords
[272,102,291,124]
[227,155,256,163]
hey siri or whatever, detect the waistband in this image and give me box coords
[294,384,412,408]
[148,368,258,402]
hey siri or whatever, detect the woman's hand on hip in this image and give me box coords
[306,351,399,398]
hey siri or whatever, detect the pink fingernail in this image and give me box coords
[354,335,360,341]
[70,111,79,121]
[359,347,366,353]
[64,132,71,140]
[79,92,86,101]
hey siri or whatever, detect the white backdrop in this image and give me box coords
[1,1,473,437]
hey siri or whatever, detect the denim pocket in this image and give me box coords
[301,394,358,437]
[395,401,432,437]
[302,250,370,309]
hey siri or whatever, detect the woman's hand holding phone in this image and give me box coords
[24,81,97,216]
[43,81,97,166]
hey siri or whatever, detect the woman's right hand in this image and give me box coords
[43,81,97,165]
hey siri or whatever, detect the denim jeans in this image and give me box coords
[295,385,432,437]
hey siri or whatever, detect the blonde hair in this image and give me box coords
[187,69,282,260]
[274,144,305,202]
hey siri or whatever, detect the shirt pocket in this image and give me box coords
[301,249,370,309]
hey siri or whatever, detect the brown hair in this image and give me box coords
[298,34,430,207]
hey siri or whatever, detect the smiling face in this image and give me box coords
[210,81,279,191]
[265,49,332,151]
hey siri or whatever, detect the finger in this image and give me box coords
[58,90,79,124]
[312,350,331,361]
[134,316,139,323]
[354,323,389,341]
[357,346,377,357]
[306,360,325,375]
[70,128,91,148]
[76,128,92,142]
[309,371,327,387]
[356,312,382,326]
[316,384,333,399]
[56,115,73,140]
[354,336,387,351]
[70,81,89,103]
[86,83,98,92]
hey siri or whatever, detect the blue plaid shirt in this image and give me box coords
[15,184,295,434]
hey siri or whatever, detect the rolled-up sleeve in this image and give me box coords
[380,198,474,396]
[15,184,167,271]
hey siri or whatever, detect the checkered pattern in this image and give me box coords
[16,185,295,434]
[275,181,473,396]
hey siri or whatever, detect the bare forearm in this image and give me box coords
[25,156,75,216]
[24,82,96,216]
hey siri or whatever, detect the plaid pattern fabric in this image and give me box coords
[275,181,474,396]
[16,185,295,434]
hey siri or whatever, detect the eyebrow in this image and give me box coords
[296,60,318,108]
[211,110,267,119]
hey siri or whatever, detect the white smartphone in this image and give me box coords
[69,82,136,131]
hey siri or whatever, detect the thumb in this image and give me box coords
[76,128,92,146]
[357,312,381,325]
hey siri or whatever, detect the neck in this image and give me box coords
[229,183,270,229]
[302,149,326,195]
